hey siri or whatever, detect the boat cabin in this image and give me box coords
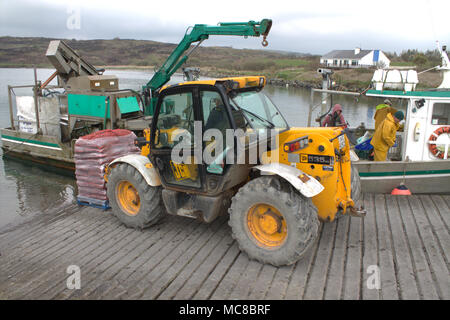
[365,89,450,161]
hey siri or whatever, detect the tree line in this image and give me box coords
[386,49,442,70]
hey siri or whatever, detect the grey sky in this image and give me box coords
[1,0,449,55]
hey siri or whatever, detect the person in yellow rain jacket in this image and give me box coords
[370,111,404,161]
[374,99,398,130]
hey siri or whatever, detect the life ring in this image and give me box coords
[428,126,450,159]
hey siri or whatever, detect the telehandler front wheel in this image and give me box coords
[107,163,164,229]
[229,176,320,266]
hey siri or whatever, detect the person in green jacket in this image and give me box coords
[370,111,404,161]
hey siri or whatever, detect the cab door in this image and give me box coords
[150,87,202,189]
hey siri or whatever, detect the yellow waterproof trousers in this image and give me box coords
[373,148,388,161]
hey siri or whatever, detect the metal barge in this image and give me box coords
[1,40,150,171]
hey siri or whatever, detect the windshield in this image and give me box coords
[229,90,289,131]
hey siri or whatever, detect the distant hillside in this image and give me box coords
[0,36,317,71]
[0,36,441,90]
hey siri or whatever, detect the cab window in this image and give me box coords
[154,91,194,149]
[201,90,231,132]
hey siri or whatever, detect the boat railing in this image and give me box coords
[7,66,62,134]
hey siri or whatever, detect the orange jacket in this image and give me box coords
[370,113,399,152]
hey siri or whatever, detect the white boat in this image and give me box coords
[311,43,450,194]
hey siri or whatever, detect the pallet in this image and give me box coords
[77,196,110,210]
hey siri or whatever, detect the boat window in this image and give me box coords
[431,103,450,125]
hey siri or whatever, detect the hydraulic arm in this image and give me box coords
[142,19,272,115]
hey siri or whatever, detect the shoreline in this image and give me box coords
[0,65,440,92]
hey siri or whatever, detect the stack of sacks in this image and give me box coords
[75,129,140,202]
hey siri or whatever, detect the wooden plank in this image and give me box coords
[22,220,130,299]
[59,227,145,300]
[373,194,399,299]
[430,195,450,231]
[396,196,439,300]
[157,220,231,300]
[192,242,240,300]
[442,195,450,210]
[419,195,449,269]
[140,219,227,300]
[283,224,322,299]
[120,219,208,299]
[172,233,235,300]
[303,221,337,300]
[408,196,450,300]
[264,264,295,300]
[245,263,277,300]
[0,210,114,291]
[99,216,198,299]
[360,193,380,300]
[67,227,156,299]
[0,206,100,275]
[384,195,420,299]
[210,252,251,300]
[5,216,124,299]
[0,204,78,249]
[81,219,182,299]
[227,259,263,300]
[342,214,363,300]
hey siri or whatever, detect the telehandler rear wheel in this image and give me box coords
[107,163,164,229]
[229,176,319,266]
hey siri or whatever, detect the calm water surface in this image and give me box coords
[0,68,387,229]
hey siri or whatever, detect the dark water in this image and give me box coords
[0,68,385,229]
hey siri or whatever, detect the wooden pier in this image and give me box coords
[0,193,448,300]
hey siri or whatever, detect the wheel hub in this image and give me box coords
[258,210,282,235]
[116,181,141,216]
[247,203,287,248]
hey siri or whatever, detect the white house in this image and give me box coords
[320,48,391,68]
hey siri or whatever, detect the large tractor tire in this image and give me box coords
[228,176,320,266]
[107,163,164,229]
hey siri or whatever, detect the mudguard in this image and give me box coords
[108,154,161,187]
[253,163,324,198]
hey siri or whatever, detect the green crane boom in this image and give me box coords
[142,19,272,115]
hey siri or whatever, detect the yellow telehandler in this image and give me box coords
[104,19,364,266]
